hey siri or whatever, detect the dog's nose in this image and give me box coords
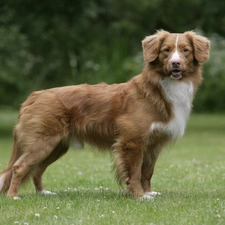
[171,60,181,67]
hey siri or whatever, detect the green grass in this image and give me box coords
[0,109,18,137]
[0,113,225,225]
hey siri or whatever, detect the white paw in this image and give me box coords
[144,191,161,197]
[139,193,154,200]
[13,196,21,200]
[38,190,56,195]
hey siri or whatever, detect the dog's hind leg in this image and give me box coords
[7,136,63,199]
[0,129,22,194]
[32,141,70,195]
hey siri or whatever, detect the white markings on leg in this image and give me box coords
[13,196,21,200]
[139,194,154,200]
[144,191,161,196]
[139,191,161,200]
[38,190,56,195]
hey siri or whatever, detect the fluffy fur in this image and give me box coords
[0,30,210,199]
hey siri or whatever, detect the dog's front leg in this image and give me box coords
[141,159,156,193]
[141,149,161,198]
[113,139,144,199]
[125,162,144,199]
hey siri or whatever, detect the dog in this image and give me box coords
[0,30,210,199]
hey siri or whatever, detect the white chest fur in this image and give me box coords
[151,78,194,140]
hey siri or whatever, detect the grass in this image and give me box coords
[0,112,225,225]
[0,109,18,137]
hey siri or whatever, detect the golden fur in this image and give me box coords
[0,30,210,199]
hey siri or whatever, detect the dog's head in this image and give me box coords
[142,30,210,80]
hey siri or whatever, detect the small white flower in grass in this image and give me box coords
[56,207,60,210]
[54,215,58,219]
[35,213,40,218]
[99,214,104,218]
[24,222,29,225]
[14,221,19,224]
[77,171,83,176]
[112,211,115,214]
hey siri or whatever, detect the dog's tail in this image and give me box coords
[0,127,22,194]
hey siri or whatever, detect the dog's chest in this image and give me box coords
[151,79,194,140]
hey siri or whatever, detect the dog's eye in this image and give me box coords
[183,48,189,52]
[164,48,170,53]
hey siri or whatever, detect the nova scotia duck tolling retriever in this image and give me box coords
[0,30,210,199]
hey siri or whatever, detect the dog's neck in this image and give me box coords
[134,65,162,96]
[133,68,172,121]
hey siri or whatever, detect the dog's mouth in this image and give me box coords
[170,70,183,80]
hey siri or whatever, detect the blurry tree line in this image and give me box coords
[0,0,225,112]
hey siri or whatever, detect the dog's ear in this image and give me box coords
[142,30,170,62]
[185,31,210,63]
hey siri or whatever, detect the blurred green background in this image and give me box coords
[0,0,225,112]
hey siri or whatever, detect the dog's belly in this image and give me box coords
[70,125,116,150]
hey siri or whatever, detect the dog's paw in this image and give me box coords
[139,193,154,200]
[38,190,56,195]
[144,191,161,196]
[13,196,21,200]
[139,191,161,200]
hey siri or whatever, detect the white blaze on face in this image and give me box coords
[170,36,180,62]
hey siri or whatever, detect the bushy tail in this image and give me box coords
[0,127,22,194]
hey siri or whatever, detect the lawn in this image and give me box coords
[0,112,225,225]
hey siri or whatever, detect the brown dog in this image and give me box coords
[0,30,210,199]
